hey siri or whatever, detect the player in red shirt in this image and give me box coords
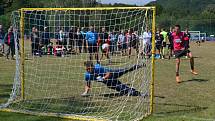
[172,25,198,83]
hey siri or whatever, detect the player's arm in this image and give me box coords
[83,72,94,94]
[103,72,111,79]
[96,72,111,81]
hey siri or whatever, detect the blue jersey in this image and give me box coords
[86,31,98,45]
[85,64,112,82]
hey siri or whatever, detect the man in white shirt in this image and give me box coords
[140,27,152,58]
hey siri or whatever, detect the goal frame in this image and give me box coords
[0,7,156,121]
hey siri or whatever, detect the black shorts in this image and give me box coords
[88,44,98,53]
[184,41,190,49]
[162,42,167,47]
[167,44,174,50]
[156,44,162,50]
[174,49,190,58]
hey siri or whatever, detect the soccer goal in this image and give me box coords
[0,7,156,121]
[200,33,207,42]
[189,31,201,41]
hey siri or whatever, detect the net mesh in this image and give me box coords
[1,7,154,121]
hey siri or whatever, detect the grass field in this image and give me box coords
[0,41,215,121]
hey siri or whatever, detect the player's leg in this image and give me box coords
[175,57,181,83]
[174,50,184,83]
[88,45,93,60]
[187,51,198,75]
[11,44,15,59]
[128,42,131,58]
[160,44,163,59]
[162,42,167,59]
[105,48,111,63]
[104,79,140,96]
[31,43,34,56]
[5,44,10,59]
[94,45,99,63]
[111,64,145,79]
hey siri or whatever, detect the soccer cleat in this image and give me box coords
[191,70,198,75]
[176,76,181,83]
[81,92,89,97]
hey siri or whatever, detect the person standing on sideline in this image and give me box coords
[0,25,5,54]
[167,27,174,59]
[140,27,152,58]
[118,30,127,56]
[4,26,15,60]
[184,28,191,49]
[184,28,191,58]
[155,28,163,59]
[31,27,41,56]
[80,27,87,53]
[76,28,83,54]
[160,28,168,59]
[86,26,99,63]
[99,27,110,62]
[41,27,50,54]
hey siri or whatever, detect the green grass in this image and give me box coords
[0,41,215,121]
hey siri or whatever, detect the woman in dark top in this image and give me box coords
[76,28,83,53]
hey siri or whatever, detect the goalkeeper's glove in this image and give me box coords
[96,76,105,82]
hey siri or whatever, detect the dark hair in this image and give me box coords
[84,61,94,68]
[175,24,181,29]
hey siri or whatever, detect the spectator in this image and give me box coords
[99,27,110,61]
[155,28,163,59]
[118,30,127,56]
[41,27,50,54]
[80,27,87,53]
[85,26,99,63]
[126,29,133,58]
[132,31,140,56]
[140,27,152,58]
[0,24,5,54]
[160,28,168,59]
[69,27,77,52]
[4,26,15,59]
[76,28,83,53]
[167,27,174,59]
[109,30,118,56]
[30,27,41,56]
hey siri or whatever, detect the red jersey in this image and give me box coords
[172,32,185,51]
[184,32,191,41]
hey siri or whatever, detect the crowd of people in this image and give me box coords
[29,25,141,62]
[0,24,197,63]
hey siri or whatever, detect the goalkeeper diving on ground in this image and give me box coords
[82,61,147,97]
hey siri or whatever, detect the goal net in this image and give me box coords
[200,33,206,42]
[0,7,155,121]
[189,31,201,41]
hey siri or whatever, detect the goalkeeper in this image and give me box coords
[82,61,145,96]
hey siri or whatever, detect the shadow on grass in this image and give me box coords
[193,56,201,58]
[10,96,110,115]
[181,78,208,83]
[0,84,13,87]
[0,84,12,99]
[155,95,165,99]
[99,92,123,98]
[155,102,207,115]
[0,94,10,98]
